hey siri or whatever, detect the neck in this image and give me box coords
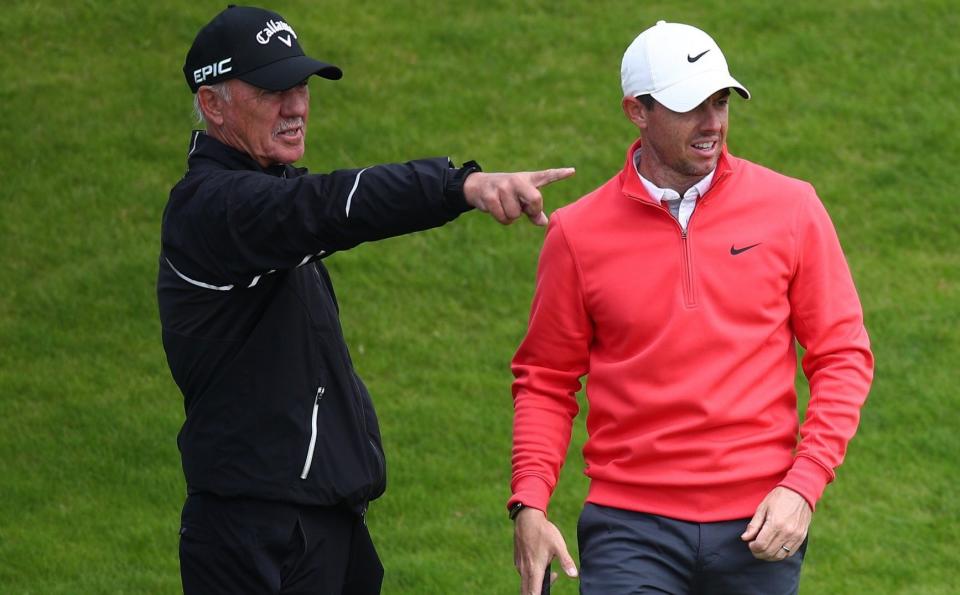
[637,154,699,196]
[206,125,275,168]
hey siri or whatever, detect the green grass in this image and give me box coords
[1,0,958,593]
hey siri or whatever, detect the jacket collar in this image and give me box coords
[184,130,305,178]
[620,137,735,203]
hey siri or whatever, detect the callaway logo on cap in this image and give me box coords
[621,20,750,113]
[183,5,342,93]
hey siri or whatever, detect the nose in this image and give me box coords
[700,103,724,132]
[280,85,309,117]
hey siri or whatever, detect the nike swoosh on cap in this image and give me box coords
[687,49,710,63]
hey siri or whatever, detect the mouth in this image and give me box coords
[275,126,303,141]
[690,140,719,157]
[274,118,306,143]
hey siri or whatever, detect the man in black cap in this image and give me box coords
[159,5,574,594]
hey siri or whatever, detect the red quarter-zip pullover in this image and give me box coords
[509,140,873,521]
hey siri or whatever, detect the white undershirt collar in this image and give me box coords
[632,148,715,231]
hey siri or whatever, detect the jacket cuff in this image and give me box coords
[443,159,482,214]
[508,475,552,515]
[777,455,835,511]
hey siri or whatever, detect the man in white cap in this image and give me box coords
[159,5,574,594]
[508,21,873,594]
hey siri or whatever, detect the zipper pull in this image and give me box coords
[315,386,325,404]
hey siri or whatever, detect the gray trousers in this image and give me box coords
[578,503,806,595]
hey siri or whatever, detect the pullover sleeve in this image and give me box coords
[509,215,591,514]
[779,189,874,508]
[162,158,472,285]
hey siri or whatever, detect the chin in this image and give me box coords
[689,158,717,176]
[272,149,304,165]
[681,164,712,178]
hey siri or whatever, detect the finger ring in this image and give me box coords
[780,545,791,553]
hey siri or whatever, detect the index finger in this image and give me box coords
[529,167,576,188]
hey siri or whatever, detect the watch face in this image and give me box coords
[510,502,524,520]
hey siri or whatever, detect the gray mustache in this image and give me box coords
[274,118,304,135]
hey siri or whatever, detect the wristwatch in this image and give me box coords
[509,501,525,521]
[445,159,483,199]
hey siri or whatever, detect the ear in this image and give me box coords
[197,86,227,127]
[622,96,648,131]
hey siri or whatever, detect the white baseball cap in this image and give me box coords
[621,21,750,113]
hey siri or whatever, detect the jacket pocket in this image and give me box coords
[300,385,325,479]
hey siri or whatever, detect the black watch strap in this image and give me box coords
[509,501,525,521]
[445,159,483,200]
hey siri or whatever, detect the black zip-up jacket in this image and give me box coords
[158,131,475,512]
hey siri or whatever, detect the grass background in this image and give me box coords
[1,0,958,593]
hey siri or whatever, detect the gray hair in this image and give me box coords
[192,82,232,126]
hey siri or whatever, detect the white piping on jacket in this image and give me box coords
[166,248,326,292]
[345,167,371,218]
[164,257,234,291]
[188,130,201,156]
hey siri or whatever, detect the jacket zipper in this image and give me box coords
[633,197,700,307]
[368,437,385,482]
[300,386,325,479]
[351,373,387,500]
[680,229,697,307]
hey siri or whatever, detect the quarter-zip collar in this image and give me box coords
[620,137,734,205]
[634,152,715,206]
[184,130,306,179]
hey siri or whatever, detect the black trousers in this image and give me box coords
[578,503,806,595]
[179,493,383,595]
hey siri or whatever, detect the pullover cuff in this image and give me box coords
[508,475,553,515]
[778,455,835,511]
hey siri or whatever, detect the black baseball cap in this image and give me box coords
[183,5,342,93]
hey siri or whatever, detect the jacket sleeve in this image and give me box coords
[163,158,472,285]
[509,215,591,514]
[778,188,874,508]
